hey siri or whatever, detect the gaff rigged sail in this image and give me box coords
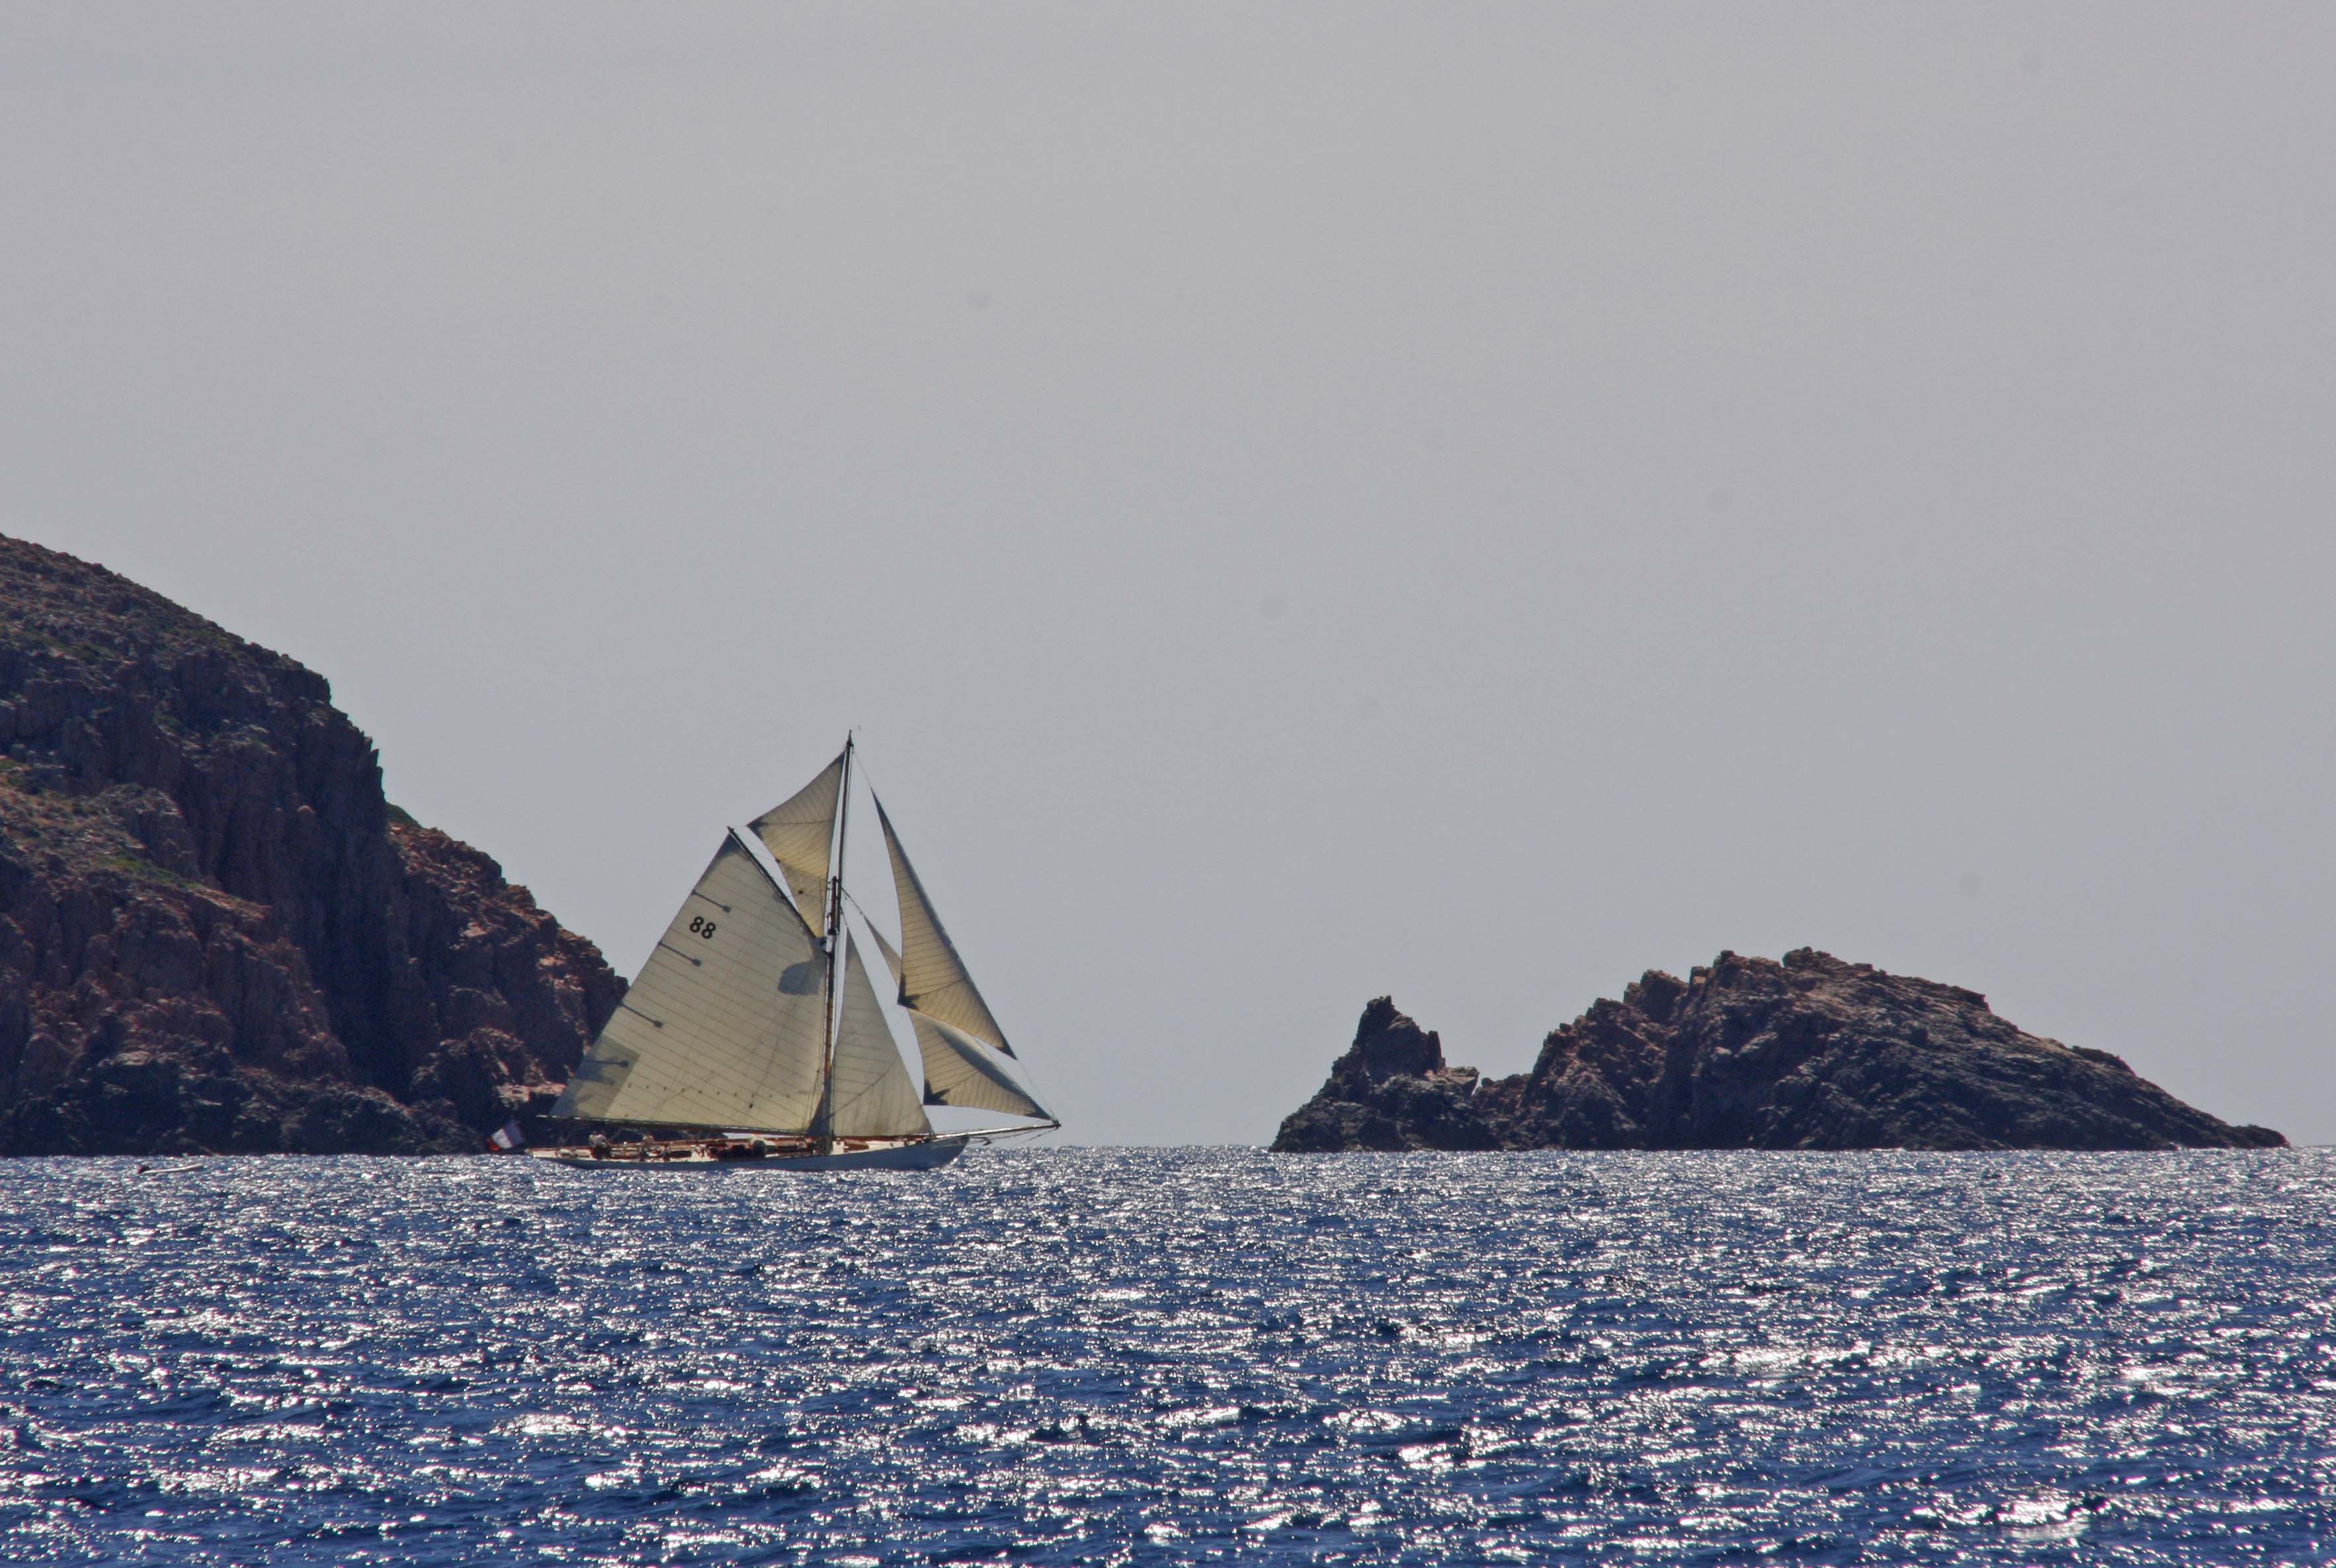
[552,831,830,1134]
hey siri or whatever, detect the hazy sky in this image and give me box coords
[5,5,2331,1145]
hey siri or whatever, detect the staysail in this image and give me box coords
[747,751,845,933]
[552,831,830,1133]
[874,796,1014,1057]
[819,933,933,1139]
[868,925,1051,1120]
[912,1011,1051,1120]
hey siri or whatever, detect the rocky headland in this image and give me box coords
[0,536,622,1155]
[1274,949,2282,1152]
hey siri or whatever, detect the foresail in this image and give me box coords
[869,923,1048,1119]
[874,796,1014,1057]
[747,751,845,933]
[909,1010,1051,1120]
[822,934,931,1139]
[552,832,829,1134]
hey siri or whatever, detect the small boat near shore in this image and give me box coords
[530,738,1054,1171]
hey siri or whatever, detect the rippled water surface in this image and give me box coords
[2,1149,2331,1565]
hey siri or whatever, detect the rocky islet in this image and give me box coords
[1274,949,2282,1151]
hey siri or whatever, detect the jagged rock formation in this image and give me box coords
[0,535,622,1154]
[1273,950,2284,1152]
[1267,998,1498,1153]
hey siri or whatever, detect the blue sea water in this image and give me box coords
[0,1149,2330,1566]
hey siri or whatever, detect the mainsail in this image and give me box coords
[869,926,1051,1120]
[552,831,830,1133]
[747,751,845,933]
[819,934,933,1139]
[874,796,1014,1057]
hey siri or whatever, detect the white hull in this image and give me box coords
[526,1134,970,1172]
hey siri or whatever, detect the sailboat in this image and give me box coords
[532,738,1056,1169]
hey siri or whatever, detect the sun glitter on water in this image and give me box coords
[0,1148,2329,1565]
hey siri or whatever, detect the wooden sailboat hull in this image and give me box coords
[526,1134,971,1172]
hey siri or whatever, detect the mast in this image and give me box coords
[812,733,855,1152]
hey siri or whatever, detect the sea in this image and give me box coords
[0,1148,2329,1565]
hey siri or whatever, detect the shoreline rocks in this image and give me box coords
[1273,949,2282,1152]
[0,534,622,1155]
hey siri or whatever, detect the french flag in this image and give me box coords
[488,1120,524,1152]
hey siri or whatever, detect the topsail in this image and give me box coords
[747,750,845,934]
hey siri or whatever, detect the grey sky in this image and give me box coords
[5,5,2330,1145]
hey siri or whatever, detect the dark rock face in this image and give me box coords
[0,535,622,1154]
[1271,997,1493,1152]
[1274,950,2283,1152]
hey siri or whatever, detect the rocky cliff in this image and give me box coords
[1273,949,2283,1152]
[0,535,622,1154]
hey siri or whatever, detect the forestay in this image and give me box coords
[821,934,933,1140]
[552,832,830,1134]
[869,926,1050,1120]
[874,796,1014,1057]
[748,751,845,933]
